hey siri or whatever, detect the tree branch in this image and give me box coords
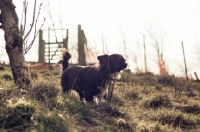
[23,0,36,41]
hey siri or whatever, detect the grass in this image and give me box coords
[0,66,200,131]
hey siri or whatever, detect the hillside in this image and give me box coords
[0,66,200,132]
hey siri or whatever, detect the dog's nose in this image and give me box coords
[125,63,127,67]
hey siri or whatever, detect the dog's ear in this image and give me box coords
[97,55,109,62]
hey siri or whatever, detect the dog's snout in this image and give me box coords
[124,63,127,67]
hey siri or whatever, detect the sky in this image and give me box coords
[0,0,200,77]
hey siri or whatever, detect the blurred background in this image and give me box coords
[0,0,200,78]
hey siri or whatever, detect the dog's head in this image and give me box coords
[97,54,127,74]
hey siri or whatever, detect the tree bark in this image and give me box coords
[0,0,31,88]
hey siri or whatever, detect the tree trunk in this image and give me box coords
[0,0,31,88]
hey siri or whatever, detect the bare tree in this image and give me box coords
[145,19,171,75]
[0,0,44,88]
[0,0,31,88]
[22,0,45,54]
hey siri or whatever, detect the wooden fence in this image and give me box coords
[38,25,87,67]
[38,28,68,65]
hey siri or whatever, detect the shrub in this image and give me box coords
[185,91,196,98]
[125,91,141,101]
[189,82,200,92]
[177,104,200,114]
[144,95,173,109]
[157,75,175,86]
[1,73,12,81]
[155,84,162,91]
[0,103,35,131]
[29,81,59,109]
[64,96,89,116]
[0,66,5,71]
[60,94,94,125]
[159,114,197,130]
[35,111,70,132]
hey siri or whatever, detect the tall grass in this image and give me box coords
[0,66,200,131]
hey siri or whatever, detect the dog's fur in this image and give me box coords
[61,48,127,102]
[94,72,121,103]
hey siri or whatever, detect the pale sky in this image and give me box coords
[1,0,200,77]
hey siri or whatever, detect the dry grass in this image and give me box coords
[0,66,200,131]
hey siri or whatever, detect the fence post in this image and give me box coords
[78,25,87,66]
[143,35,147,73]
[102,35,105,54]
[38,30,45,63]
[48,27,50,66]
[194,72,199,81]
[63,29,68,49]
[181,41,188,81]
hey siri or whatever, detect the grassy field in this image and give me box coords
[0,66,200,132]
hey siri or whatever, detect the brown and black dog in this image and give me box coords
[60,48,127,102]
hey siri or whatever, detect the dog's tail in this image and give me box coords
[60,48,71,71]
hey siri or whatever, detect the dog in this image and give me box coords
[60,48,127,102]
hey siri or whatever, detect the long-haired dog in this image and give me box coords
[60,48,127,102]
